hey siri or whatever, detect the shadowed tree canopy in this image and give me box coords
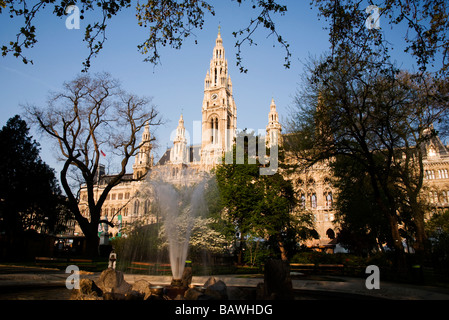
[0,115,70,236]
[25,72,162,257]
[1,0,290,73]
[286,45,449,271]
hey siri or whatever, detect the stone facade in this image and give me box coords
[76,30,449,250]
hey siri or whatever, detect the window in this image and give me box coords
[442,191,448,204]
[429,191,438,204]
[125,192,130,200]
[311,193,317,209]
[210,117,219,144]
[300,193,306,208]
[134,200,140,215]
[326,228,335,239]
[118,193,123,200]
[325,192,333,208]
[425,170,436,180]
[111,193,116,200]
[144,200,150,215]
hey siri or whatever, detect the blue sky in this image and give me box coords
[0,1,419,177]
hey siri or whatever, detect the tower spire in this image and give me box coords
[266,98,282,147]
[171,113,188,164]
[133,122,153,179]
[201,30,237,168]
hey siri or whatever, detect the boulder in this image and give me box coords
[70,278,103,300]
[97,268,132,296]
[203,276,217,288]
[204,280,228,300]
[184,287,205,300]
[132,279,152,300]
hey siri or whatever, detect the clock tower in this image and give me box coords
[201,27,237,167]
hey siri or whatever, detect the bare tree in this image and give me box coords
[25,72,162,257]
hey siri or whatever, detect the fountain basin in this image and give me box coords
[149,286,164,296]
[164,286,188,300]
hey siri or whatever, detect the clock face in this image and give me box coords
[211,94,218,100]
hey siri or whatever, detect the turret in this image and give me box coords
[170,114,188,164]
[133,122,153,179]
[266,98,282,147]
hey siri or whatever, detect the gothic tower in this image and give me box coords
[170,114,188,164]
[133,122,153,179]
[201,27,237,166]
[266,98,282,147]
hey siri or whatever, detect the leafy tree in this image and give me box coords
[257,171,316,261]
[215,131,316,263]
[312,0,449,76]
[25,72,162,257]
[426,210,449,270]
[0,115,70,236]
[332,155,392,256]
[2,0,290,73]
[287,46,449,272]
[215,141,261,264]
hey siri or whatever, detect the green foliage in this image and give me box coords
[0,115,70,235]
[111,222,164,265]
[332,155,392,256]
[215,132,316,262]
[291,251,392,268]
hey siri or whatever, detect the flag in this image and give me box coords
[101,150,106,157]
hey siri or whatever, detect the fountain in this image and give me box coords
[146,168,211,297]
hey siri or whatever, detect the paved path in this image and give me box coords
[124,273,449,300]
[1,264,449,300]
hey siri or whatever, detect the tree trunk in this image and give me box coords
[278,240,288,261]
[387,213,407,274]
[237,232,244,265]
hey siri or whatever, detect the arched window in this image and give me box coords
[144,200,150,215]
[325,192,333,208]
[300,193,306,208]
[134,200,140,215]
[210,116,219,144]
[311,193,317,209]
[326,228,335,239]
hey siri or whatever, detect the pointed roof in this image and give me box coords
[270,98,276,110]
[215,25,223,46]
